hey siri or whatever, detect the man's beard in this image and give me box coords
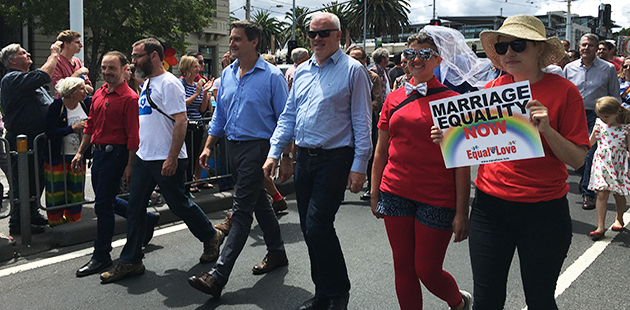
[135,61,153,79]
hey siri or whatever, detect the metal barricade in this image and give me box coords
[0,136,13,220]
[184,116,233,187]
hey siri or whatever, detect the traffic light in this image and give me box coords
[430,19,441,26]
[287,40,298,64]
[355,0,362,4]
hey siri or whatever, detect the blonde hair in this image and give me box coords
[178,55,197,77]
[55,77,85,98]
[595,96,630,125]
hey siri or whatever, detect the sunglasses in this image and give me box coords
[494,39,531,55]
[402,48,437,61]
[623,65,630,69]
[307,29,338,39]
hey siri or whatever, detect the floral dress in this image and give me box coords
[589,118,630,195]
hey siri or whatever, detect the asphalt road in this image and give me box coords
[1,167,630,309]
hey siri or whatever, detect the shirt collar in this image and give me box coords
[101,82,127,95]
[230,54,268,76]
[307,48,343,68]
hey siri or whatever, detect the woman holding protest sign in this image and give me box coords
[432,14,590,309]
[370,32,472,310]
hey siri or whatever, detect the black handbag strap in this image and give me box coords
[145,78,176,123]
[391,86,450,117]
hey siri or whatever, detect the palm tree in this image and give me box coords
[284,6,311,48]
[322,1,350,47]
[347,0,411,42]
[252,10,283,53]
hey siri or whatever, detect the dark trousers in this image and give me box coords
[8,135,45,227]
[365,110,379,187]
[469,189,572,310]
[210,139,284,286]
[294,146,354,297]
[91,145,130,261]
[216,137,235,190]
[120,157,217,264]
[579,110,597,198]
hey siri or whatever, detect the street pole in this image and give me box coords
[363,0,366,50]
[246,0,251,20]
[566,0,572,48]
[292,0,296,40]
[69,0,84,61]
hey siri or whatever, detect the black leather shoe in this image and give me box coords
[252,251,288,275]
[360,191,371,201]
[31,216,49,226]
[9,225,45,235]
[328,292,349,310]
[582,196,596,210]
[297,295,330,310]
[143,212,160,247]
[76,258,113,277]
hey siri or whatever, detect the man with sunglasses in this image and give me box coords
[263,12,372,310]
[563,33,621,210]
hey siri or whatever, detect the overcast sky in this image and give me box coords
[229,0,629,32]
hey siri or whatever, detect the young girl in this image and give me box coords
[588,96,630,240]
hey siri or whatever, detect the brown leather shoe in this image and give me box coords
[200,229,225,264]
[272,198,288,213]
[252,251,288,275]
[188,272,222,297]
[582,196,595,210]
[214,216,233,235]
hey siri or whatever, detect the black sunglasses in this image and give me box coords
[402,48,437,61]
[494,39,531,55]
[307,29,339,39]
[623,65,630,69]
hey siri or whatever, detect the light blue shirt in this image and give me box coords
[563,57,621,110]
[269,49,373,174]
[208,55,289,141]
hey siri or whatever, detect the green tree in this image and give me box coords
[252,10,283,53]
[322,1,350,48]
[284,6,311,49]
[346,0,410,42]
[0,0,215,82]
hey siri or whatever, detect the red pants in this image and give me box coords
[384,216,462,309]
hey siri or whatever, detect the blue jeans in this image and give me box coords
[210,140,284,286]
[580,110,597,198]
[469,189,572,310]
[119,157,217,264]
[294,146,354,297]
[91,145,131,261]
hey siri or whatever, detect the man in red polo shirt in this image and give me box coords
[71,51,159,277]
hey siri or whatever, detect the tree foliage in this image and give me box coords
[0,0,215,82]
[284,6,311,50]
[347,0,410,41]
[252,10,282,54]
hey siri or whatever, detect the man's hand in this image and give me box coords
[263,158,279,179]
[278,157,294,183]
[51,41,63,54]
[199,148,212,171]
[162,157,177,176]
[71,153,83,173]
[123,165,133,185]
[346,171,366,193]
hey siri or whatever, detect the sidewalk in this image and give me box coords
[0,180,294,262]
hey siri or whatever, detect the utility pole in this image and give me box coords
[69,0,84,61]
[566,0,572,48]
[246,0,251,20]
[292,0,296,40]
[363,0,367,50]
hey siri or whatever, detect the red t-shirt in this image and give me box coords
[475,73,590,202]
[83,82,140,150]
[378,76,460,209]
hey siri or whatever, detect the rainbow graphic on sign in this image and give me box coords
[430,81,545,168]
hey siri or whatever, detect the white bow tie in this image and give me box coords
[404,82,427,96]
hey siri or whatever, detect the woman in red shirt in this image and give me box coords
[433,15,590,309]
[371,33,472,310]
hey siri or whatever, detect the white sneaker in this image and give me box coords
[459,290,473,310]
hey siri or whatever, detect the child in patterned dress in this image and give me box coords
[588,96,630,240]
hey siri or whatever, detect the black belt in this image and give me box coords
[298,146,352,156]
[227,139,266,145]
[93,144,124,152]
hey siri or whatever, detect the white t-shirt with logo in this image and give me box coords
[136,72,187,161]
[63,105,88,155]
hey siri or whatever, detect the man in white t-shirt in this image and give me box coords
[100,38,225,284]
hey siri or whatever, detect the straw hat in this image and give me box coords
[480,14,565,71]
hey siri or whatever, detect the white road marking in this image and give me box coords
[521,212,630,310]
[0,223,188,278]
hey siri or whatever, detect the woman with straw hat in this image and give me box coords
[432,14,590,309]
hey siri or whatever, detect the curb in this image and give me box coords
[0,179,294,262]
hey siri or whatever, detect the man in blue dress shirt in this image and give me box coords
[188,20,290,297]
[263,12,372,310]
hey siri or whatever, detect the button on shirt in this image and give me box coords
[208,56,289,141]
[563,57,621,110]
[83,82,140,149]
[269,49,373,174]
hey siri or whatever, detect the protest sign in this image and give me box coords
[430,80,544,168]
